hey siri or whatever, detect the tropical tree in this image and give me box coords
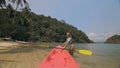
[0,0,5,8]
[9,0,29,10]
[0,0,28,9]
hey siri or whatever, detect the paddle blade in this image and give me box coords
[77,50,92,56]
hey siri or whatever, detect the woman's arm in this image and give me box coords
[63,41,69,48]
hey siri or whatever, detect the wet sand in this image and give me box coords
[75,54,120,68]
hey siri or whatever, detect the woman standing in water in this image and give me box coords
[63,32,75,56]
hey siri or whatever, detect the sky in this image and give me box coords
[27,0,120,42]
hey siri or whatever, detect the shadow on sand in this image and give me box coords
[0,60,17,63]
[0,45,51,54]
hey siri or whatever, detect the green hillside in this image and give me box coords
[105,34,120,44]
[0,6,93,43]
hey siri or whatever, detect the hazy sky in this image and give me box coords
[27,0,120,42]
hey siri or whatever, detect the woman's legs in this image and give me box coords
[69,44,74,56]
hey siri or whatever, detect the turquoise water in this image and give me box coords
[74,43,120,68]
[75,43,120,56]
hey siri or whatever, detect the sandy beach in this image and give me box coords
[0,41,51,68]
[0,41,81,68]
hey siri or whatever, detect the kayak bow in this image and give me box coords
[39,45,79,68]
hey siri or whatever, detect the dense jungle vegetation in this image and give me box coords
[0,4,93,43]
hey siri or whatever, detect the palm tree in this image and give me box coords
[0,0,5,8]
[0,0,28,9]
[9,0,29,10]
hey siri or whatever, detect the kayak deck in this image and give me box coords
[39,45,79,68]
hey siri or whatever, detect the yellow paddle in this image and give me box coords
[39,45,92,56]
[76,50,92,56]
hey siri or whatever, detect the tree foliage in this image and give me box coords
[105,34,120,44]
[0,8,93,43]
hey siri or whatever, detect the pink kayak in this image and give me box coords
[39,45,79,68]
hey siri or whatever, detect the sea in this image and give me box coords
[73,43,120,68]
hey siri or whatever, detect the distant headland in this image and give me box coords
[105,34,120,44]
